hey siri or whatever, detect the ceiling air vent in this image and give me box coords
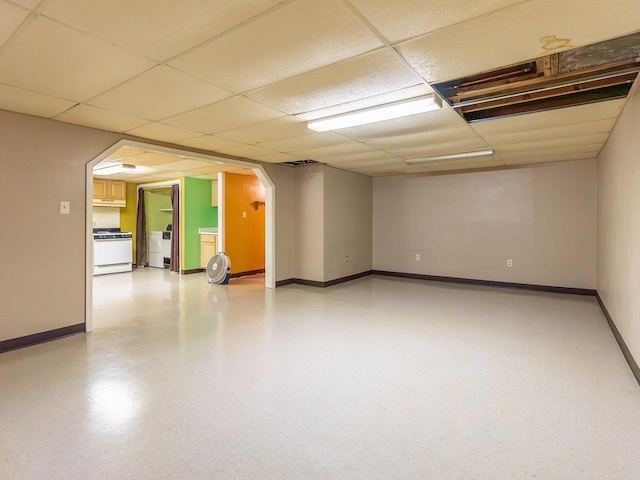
[432,32,640,122]
[281,159,322,167]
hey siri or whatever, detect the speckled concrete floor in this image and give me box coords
[1,269,639,479]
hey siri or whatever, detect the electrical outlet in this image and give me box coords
[345,255,350,263]
[415,254,421,261]
[242,211,246,218]
[506,259,513,267]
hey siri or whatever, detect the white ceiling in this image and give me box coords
[1,0,639,176]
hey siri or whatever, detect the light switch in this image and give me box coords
[60,201,70,214]
[242,211,247,218]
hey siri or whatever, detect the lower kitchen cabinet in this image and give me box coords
[200,234,218,268]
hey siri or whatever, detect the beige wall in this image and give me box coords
[293,165,325,282]
[324,167,373,281]
[373,160,597,289]
[0,111,121,341]
[597,86,640,365]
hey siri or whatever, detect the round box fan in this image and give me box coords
[206,253,231,285]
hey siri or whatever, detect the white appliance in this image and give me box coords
[93,231,133,275]
[149,231,164,268]
[162,231,171,268]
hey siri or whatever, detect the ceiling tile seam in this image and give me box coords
[52,102,153,126]
[0,79,80,111]
[161,0,296,65]
[0,9,36,56]
[494,142,606,153]
[340,0,498,152]
[340,0,431,89]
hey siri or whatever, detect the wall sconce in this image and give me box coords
[250,201,265,211]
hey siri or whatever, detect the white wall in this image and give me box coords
[597,86,640,365]
[373,160,597,288]
[324,167,373,281]
[293,165,325,282]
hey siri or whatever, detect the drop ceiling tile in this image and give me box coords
[126,123,201,143]
[496,144,604,160]
[247,48,420,114]
[471,100,626,136]
[106,148,146,160]
[175,135,246,152]
[331,156,405,168]
[291,142,379,159]
[0,1,30,46]
[482,118,617,146]
[388,137,490,158]
[114,152,181,167]
[88,65,232,121]
[259,132,351,152]
[164,96,285,134]
[218,144,279,160]
[153,159,214,171]
[349,0,523,44]
[0,16,154,101]
[493,133,610,153]
[54,104,148,132]
[396,0,640,83]
[252,152,305,163]
[10,0,40,9]
[186,165,237,175]
[168,0,382,92]
[504,153,598,165]
[0,83,75,117]
[364,125,479,150]
[217,116,310,144]
[337,107,466,140]
[320,149,397,164]
[40,0,283,61]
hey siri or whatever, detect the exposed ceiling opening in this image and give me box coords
[433,32,640,123]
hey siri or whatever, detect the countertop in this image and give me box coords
[198,228,218,235]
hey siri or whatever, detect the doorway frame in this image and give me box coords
[85,139,276,332]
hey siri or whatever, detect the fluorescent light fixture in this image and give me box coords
[307,94,442,132]
[93,163,136,175]
[405,149,494,165]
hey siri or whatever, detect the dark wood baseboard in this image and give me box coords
[0,323,85,354]
[596,293,640,386]
[275,271,373,288]
[230,269,265,279]
[371,270,597,296]
[181,268,205,275]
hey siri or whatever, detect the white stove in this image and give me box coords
[93,229,133,275]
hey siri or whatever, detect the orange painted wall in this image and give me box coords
[224,173,265,274]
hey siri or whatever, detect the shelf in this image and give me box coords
[159,208,173,212]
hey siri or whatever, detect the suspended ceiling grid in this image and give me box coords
[0,0,638,176]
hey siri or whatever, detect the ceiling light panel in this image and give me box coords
[248,49,421,114]
[216,116,310,144]
[40,0,283,61]
[396,0,640,83]
[347,0,523,44]
[405,150,495,164]
[168,0,383,92]
[336,107,466,140]
[470,99,626,137]
[163,96,285,134]
[0,83,75,118]
[88,65,232,121]
[126,123,201,143]
[0,17,155,102]
[0,1,30,46]
[54,104,148,132]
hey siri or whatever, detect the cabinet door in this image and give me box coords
[108,180,126,200]
[93,178,108,199]
[201,242,216,269]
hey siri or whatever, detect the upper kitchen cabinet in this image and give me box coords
[93,179,126,207]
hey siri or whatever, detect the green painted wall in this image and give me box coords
[145,190,173,235]
[184,177,218,270]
